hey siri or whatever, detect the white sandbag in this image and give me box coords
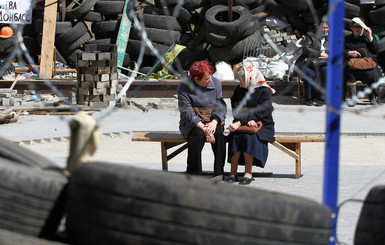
[263,55,289,80]
[213,61,235,80]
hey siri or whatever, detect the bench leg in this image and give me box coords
[160,142,188,171]
[161,142,168,171]
[279,142,302,179]
[295,143,301,179]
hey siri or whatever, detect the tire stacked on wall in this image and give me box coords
[4,0,385,74]
[354,185,385,245]
[0,137,68,242]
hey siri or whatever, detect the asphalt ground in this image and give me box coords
[2,97,385,244]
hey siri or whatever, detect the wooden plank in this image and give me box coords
[270,141,298,160]
[131,131,185,142]
[132,131,325,143]
[10,74,20,90]
[39,0,57,79]
[275,136,325,143]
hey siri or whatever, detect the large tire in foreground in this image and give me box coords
[0,228,68,245]
[0,158,68,238]
[354,185,385,245]
[0,136,60,170]
[66,162,332,245]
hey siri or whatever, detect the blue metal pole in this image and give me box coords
[324,0,345,244]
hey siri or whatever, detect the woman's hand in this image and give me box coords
[347,50,361,58]
[206,132,215,143]
[367,27,373,42]
[227,121,241,132]
[247,120,258,127]
[319,52,328,59]
[204,120,218,136]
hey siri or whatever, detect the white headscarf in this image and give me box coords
[240,66,276,94]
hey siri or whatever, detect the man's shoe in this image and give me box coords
[306,99,313,106]
[239,177,252,185]
[225,175,237,183]
[347,99,356,107]
[314,99,323,107]
[370,97,378,105]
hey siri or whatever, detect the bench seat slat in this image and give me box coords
[131,131,325,179]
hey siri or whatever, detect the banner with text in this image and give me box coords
[0,0,32,24]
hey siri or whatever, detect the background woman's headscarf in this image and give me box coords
[239,66,276,94]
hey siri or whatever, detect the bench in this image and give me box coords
[131,131,325,179]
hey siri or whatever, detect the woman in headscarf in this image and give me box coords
[226,66,275,185]
[344,17,382,106]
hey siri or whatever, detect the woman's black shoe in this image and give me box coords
[226,175,237,183]
[239,177,252,185]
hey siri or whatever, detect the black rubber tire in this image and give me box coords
[55,49,67,65]
[345,2,361,19]
[66,0,97,20]
[0,136,60,170]
[371,25,385,38]
[34,18,43,34]
[369,6,385,26]
[0,228,68,245]
[85,38,112,45]
[80,10,103,22]
[0,37,15,53]
[0,158,68,237]
[169,6,193,23]
[205,29,244,47]
[154,0,179,6]
[56,21,88,47]
[60,31,92,54]
[141,13,182,31]
[374,0,385,5]
[345,17,353,31]
[276,0,309,11]
[205,5,254,37]
[301,6,328,25]
[126,39,170,57]
[354,185,385,245]
[94,1,125,15]
[129,27,181,46]
[174,49,210,70]
[210,0,258,5]
[267,2,301,16]
[55,21,72,36]
[66,162,332,245]
[209,32,262,62]
[23,36,41,56]
[286,14,309,36]
[91,20,120,35]
[64,49,83,66]
[183,0,204,11]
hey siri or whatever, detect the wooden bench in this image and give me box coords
[131,131,325,179]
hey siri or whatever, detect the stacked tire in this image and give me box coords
[354,185,385,245]
[206,5,259,63]
[65,162,332,245]
[0,137,68,241]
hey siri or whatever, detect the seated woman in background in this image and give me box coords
[344,17,382,106]
[177,59,227,179]
[226,66,275,185]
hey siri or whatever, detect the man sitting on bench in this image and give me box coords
[177,59,227,180]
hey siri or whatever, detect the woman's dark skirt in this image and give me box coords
[227,132,268,168]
